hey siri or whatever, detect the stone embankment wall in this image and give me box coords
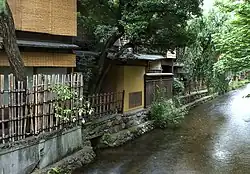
[0,90,216,174]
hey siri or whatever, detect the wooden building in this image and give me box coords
[173,62,185,79]
[102,53,175,113]
[0,0,78,82]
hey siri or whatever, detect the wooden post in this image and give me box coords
[20,81,24,139]
[8,74,11,141]
[17,81,21,140]
[55,74,60,130]
[121,90,125,114]
[78,74,83,123]
[50,74,55,131]
[92,94,96,120]
[106,93,109,114]
[43,75,48,132]
[110,92,113,113]
[0,75,5,143]
[23,77,29,138]
[33,75,38,134]
[8,74,15,141]
[13,76,17,141]
[99,93,102,118]
[29,77,35,135]
[38,74,44,133]
[72,73,77,124]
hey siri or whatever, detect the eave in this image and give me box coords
[0,38,79,50]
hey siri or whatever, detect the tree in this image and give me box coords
[178,9,229,92]
[77,0,203,93]
[0,0,26,82]
[213,0,250,73]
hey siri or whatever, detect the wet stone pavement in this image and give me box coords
[74,84,250,174]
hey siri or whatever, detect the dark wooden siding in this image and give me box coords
[145,76,173,107]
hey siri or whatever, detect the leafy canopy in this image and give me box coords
[78,0,203,53]
[179,10,228,82]
[213,0,250,73]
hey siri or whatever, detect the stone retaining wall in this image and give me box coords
[0,110,149,174]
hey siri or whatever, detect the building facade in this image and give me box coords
[0,0,78,80]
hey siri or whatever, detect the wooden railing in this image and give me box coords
[184,81,207,94]
[0,74,124,145]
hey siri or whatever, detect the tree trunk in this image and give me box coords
[94,63,112,93]
[90,28,124,93]
[0,1,26,82]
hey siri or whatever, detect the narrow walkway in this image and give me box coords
[74,84,250,174]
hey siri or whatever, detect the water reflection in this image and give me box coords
[74,84,250,174]
[210,85,250,172]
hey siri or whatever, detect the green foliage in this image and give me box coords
[150,99,186,128]
[212,72,229,94]
[247,74,250,81]
[178,9,229,93]
[47,168,69,174]
[173,78,185,95]
[78,0,203,53]
[78,0,203,93]
[229,79,250,91]
[51,84,94,124]
[48,168,60,174]
[150,87,186,128]
[213,0,250,73]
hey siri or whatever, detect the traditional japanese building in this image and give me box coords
[102,52,175,113]
[0,0,78,79]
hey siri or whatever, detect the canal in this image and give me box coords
[74,84,250,174]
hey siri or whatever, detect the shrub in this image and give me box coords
[150,87,186,128]
[229,79,250,90]
[173,78,185,95]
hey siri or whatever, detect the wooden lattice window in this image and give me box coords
[129,91,142,109]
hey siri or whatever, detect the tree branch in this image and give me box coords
[115,42,135,58]
[89,26,125,93]
[98,0,117,19]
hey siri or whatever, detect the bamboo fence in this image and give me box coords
[0,73,124,145]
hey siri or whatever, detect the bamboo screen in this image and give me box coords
[0,74,125,144]
[8,0,77,36]
[0,52,76,67]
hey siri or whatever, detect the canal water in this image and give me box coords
[74,84,250,174]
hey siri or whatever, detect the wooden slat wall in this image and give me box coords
[20,0,52,34]
[0,52,76,67]
[51,0,77,36]
[8,0,77,36]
